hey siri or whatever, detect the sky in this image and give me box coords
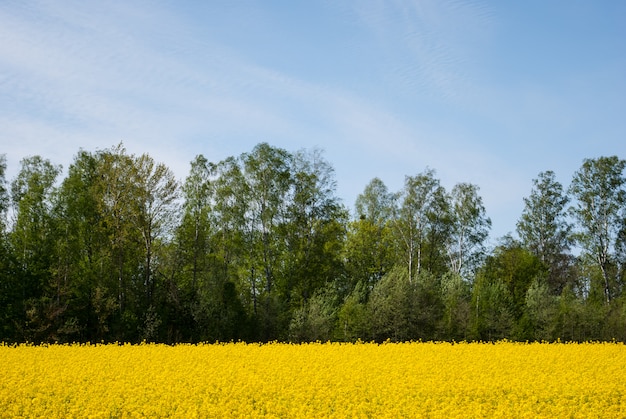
[1,0,625,243]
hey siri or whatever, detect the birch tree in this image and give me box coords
[517,171,573,294]
[569,156,626,303]
[132,153,179,307]
[393,169,446,281]
[446,183,490,279]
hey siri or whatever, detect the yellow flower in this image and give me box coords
[0,341,625,417]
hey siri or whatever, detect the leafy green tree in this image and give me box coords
[344,178,395,294]
[240,143,292,339]
[243,143,291,293]
[517,171,574,294]
[132,152,179,310]
[172,155,217,341]
[178,155,216,290]
[470,271,513,341]
[392,169,448,280]
[53,150,101,341]
[569,156,626,303]
[288,284,339,342]
[208,144,295,340]
[524,278,558,341]
[440,272,471,340]
[176,153,257,342]
[53,146,180,342]
[0,155,8,230]
[446,183,491,279]
[282,148,346,309]
[367,267,443,342]
[9,156,62,340]
[0,154,16,340]
[128,153,179,341]
[367,267,416,341]
[355,177,394,224]
[212,156,249,300]
[336,281,370,341]
[473,237,547,339]
[94,144,142,330]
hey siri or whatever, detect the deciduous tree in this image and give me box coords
[392,169,447,280]
[569,156,626,303]
[517,171,573,294]
[446,183,491,279]
[9,156,62,340]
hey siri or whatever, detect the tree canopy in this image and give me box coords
[0,146,624,343]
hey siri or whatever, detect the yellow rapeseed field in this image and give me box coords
[1,341,625,418]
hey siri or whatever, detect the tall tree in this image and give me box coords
[132,152,179,308]
[392,169,448,280]
[569,156,626,303]
[242,143,291,299]
[354,177,394,225]
[344,178,395,293]
[0,155,8,231]
[213,157,250,313]
[9,156,62,340]
[93,144,149,339]
[0,155,16,340]
[172,155,217,341]
[178,155,216,290]
[212,143,294,339]
[55,150,113,341]
[446,183,491,279]
[282,148,346,307]
[471,236,547,340]
[517,171,573,294]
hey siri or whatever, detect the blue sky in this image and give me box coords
[1,0,625,242]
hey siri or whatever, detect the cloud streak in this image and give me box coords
[1,0,623,241]
[1,1,436,170]
[0,0,512,236]
[347,0,494,101]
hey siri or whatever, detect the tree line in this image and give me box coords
[0,143,624,343]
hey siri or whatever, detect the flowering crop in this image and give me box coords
[1,341,625,417]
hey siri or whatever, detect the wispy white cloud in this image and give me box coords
[2,0,621,241]
[0,0,509,232]
[1,0,430,173]
[346,0,494,101]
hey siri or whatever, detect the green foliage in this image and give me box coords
[9,156,62,341]
[288,284,339,342]
[478,237,548,322]
[367,267,415,342]
[441,273,471,340]
[0,154,8,230]
[517,171,572,294]
[569,156,626,303]
[470,271,514,341]
[367,268,443,342]
[1,146,626,343]
[392,169,450,280]
[523,278,558,341]
[447,183,491,279]
[336,281,370,341]
[343,218,395,292]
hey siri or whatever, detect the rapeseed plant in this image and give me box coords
[1,341,624,417]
